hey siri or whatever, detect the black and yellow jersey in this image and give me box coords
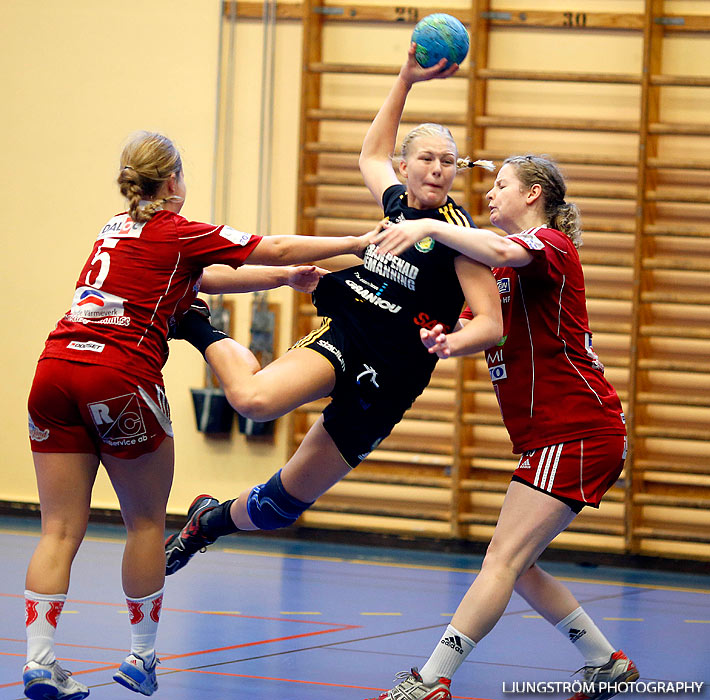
[312,184,476,372]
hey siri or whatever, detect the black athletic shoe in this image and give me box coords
[165,494,219,575]
[167,299,212,340]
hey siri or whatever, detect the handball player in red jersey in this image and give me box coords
[368,154,638,700]
[23,131,376,699]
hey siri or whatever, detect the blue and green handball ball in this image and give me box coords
[411,13,470,69]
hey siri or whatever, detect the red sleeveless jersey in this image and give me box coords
[41,210,261,382]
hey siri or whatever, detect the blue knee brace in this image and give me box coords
[246,470,314,530]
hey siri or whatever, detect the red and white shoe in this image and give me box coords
[365,668,451,700]
[568,650,639,700]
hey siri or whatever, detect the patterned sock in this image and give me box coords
[555,606,615,666]
[125,588,164,663]
[25,590,66,665]
[419,624,476,685]
[200,499,240,539]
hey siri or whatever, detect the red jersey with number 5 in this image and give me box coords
[461,227,625,453]
[40,210,261,382]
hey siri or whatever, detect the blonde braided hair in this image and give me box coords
[117,131,183,223]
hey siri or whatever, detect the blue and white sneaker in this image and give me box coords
[23,660,89,700]
[112,654,159,696]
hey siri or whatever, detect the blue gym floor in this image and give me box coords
[1,518,708,699]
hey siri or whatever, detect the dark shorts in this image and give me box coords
[291,318,429,468]
[28,358,172,459]
[512,434,627,511]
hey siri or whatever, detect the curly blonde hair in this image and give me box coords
[117,132,183,223]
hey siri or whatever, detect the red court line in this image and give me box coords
[157,666,492,699]
[0,637,130,652]
[161,625,359,660]
[0,623,361,686]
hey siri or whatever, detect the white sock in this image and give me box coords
[25,590,66,665]
[125,588,164,663]
[419,624,476,685]
[555,606,615,667]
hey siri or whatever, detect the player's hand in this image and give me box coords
[372,218,436,256]
[420,324,452,358]
[286,265,328,292]
[354,225,384,257]
[400,42,459,87]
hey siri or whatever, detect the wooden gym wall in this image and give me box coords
[226,0,710,560]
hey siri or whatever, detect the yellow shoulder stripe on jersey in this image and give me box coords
[439,203,470,228]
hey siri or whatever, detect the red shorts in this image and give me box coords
[28,358,173,459]
[513,434,626,509]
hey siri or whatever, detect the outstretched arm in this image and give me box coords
[373,218,533,268]
[421,256,502,358]
[246,226,377,266]
[359,44,458,204]
[200,264,328,295]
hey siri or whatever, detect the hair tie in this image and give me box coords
[458,157,496,172]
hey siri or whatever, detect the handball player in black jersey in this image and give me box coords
[165,47,502,572]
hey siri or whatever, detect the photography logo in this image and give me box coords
[88,393,147,446]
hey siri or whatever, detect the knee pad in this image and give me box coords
[246,470,314,531]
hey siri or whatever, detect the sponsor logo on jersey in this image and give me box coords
[518,458,532,470]
[496,334,508,347]
[584,332,605,371]
[414,236,435,253]
[317,339,346,372]
[511,231,545,250]
[354,271,379,290]
[345,279,401,313]
[413,312,451,334]
[70,286,126,320]
[220,226,252,247]
[497,277,511,295]
[486,348,504,365]
[98,214,145,239]
[67,341,105,353]
[77,290,104,307]
[363,246,419,290]
[88,393,148,447]
[489,363,507,382]
[28,414,49,442]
